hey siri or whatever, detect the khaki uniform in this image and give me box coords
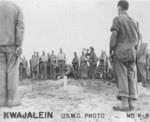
[57,52,66,77]
[72,56,79,79]
[98,54,107,79]
[40,55,48,80]
[31,56,39,79]
[137,42,148,86]
[22,59,28,79]
[88,51,98,79]
[146,54,150,81]
[111,11,139,100]
[80,55,88,79]
[50,54,56,79]
[0,1,24,105]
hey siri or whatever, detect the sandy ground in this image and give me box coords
[0,79,150,122]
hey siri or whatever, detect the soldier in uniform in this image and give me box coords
[80,51,89,79]
[57,48,66,78]
[22,56,28,79]
[31,54,39,80]
[72,52,79,79]
[98,51,107,79]
[38,54,42,79]
[0,1,24,107]
[40,51,48,80]
[146,53,150,82]
[88,47,98,79]
[29,55,33,79]
[110,0,140,111]
[137,42,148,87]
[36,52,40,79]
[47,53,51,79]
[50,50,57,79]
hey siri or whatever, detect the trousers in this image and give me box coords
[89,64,97,79]
[41,61,47,79]
[58,60,65,77]
[50,63,56,79]
[114,59,138,100]
[0,52,19,105]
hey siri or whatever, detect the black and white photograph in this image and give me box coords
[0,0,150,122]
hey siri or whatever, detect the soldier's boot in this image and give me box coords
[128,98,135,111]
[113,97,130,112]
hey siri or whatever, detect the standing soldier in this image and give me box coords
[99,51,107,79]
[39,53,42,79]
[57,48,66,78]
[137,42,148,87]
[22,56,28,79]
[72,52,79,79]
[88,47,98,79]
[36,52,40,79]
[0,1,24,107]
[50,50,57,79]
[146,53,150,83]
[47,53,51,79]
[29,55,33,79]
[31,54,39,80]
[110,0,140,111]
[80,51,89,79]
[40,51,48,80]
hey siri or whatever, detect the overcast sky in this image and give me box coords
[12,0,150,63]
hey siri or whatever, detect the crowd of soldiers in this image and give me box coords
[19,47,114,81]
[19,46,150,85]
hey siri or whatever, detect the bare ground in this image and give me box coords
[0,79,150,122]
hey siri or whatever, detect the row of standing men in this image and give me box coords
[19,47,113,80]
